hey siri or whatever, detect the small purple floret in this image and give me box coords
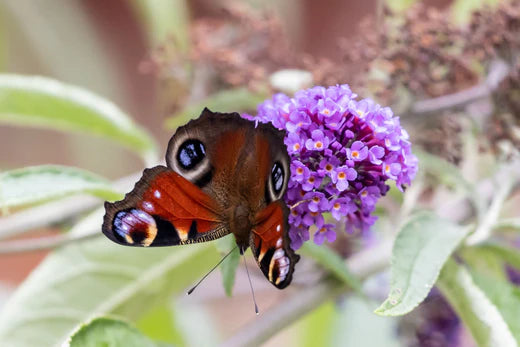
[244,84,418,248]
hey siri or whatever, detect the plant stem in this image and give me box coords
[407,59,510,117]
[220,240,393,347]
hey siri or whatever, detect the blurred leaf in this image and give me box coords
[298,302,334,347]
[0,227,218,346]
[476,243,520,271]
[0,74,158,164]
[0,165,122,211]
[130,0,190,50]
[414,149,473,193]
[375,212,469,316]
[385,0,419,12]
[215,234,240,297]
[494,218,520,233]
[452,0,499,25]
[471,271,520,342]
[300,242,363,293]
[136,305,182,346]
[332,297,400,347]
[460,246,508,281]
[438,259,516,347]
[172,301,220,347]
[67,317,161,347]
[165,88,267,130]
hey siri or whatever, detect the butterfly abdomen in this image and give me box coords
[229,203,253,249]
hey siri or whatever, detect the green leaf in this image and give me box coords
[136,305,182,346]
[452,0,499,25]
[129,0,190,50]
[438,259,517,347]
[215,234,240,297]
[0,207,219,347]
[471,271,520,342]
[164,88,267,130]
[385,0,419,12]
[475,243,520,271]
[0,165,122,211]
[67,317,161,347]
[375,211,469,316]
[300,242,363,293]
[460,246,508,280]
[0,74,158,164]
[298,302,335,347]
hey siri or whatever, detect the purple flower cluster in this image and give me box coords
[245,84,418,249]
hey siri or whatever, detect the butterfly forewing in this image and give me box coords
[250,201,300,289]
[102,166,229,247]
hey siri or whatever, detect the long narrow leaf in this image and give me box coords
[0,165,121,211]
[438,259,517,347]
[0,206,218,346]
[0,74,158,164]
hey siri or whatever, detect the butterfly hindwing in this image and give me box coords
[250,201,300,289]
[102,165,229,247]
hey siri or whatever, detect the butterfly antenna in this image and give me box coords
[242,248,260,315]
[187,245,238,295]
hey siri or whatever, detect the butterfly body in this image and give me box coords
[102,108,299,289]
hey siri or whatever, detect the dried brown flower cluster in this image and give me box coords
[146,1,520,158]
[142,3,302,94]
[466,0,520,61]
[467,1,520,149]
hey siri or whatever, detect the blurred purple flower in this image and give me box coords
[506,264,520,286]
[244,84,418,248]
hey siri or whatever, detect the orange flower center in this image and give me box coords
[297,167,304,174]
[338,172,346,180]
[312,196,320,203]
[333,203,340,210]
[315,141,323,149]
[293,143,301,151]
[352,151,359,158]
[308,176,315,183]
[325,164,333,171]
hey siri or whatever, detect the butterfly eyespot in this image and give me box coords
[271,162,284,194]
[177,139,206,170]
[113,209,157,247]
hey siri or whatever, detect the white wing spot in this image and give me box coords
[276,224,281,232]
[142,201,154,212]
[154,190,161,199]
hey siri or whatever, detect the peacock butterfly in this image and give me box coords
[102,108,300,289]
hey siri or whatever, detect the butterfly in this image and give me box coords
[102,108,300,289]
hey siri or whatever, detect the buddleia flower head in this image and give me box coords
[245,84,418,249]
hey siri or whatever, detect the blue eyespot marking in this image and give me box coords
[272,162,284,193]
[177,139,206,170]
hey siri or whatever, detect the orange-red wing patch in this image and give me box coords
[250,201,300,289]
[102,166,229,247]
